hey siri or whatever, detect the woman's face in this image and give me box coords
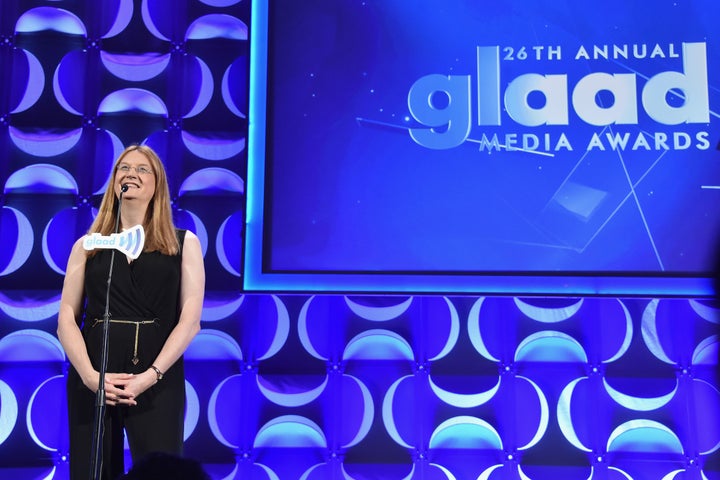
[114,150,157,205]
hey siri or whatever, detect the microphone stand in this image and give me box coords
[89,185,127,480]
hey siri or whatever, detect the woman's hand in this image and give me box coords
[120,369,158,402]
[83,371,138,406]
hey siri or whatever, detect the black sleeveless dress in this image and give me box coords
[67,229,187,480]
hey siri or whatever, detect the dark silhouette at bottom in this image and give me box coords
[116,452,211,480]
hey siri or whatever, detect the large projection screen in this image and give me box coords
[245,0,720,295]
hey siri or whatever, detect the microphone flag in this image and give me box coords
[82,224,145,259]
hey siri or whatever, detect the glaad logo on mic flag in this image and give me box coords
[82,225,145,259]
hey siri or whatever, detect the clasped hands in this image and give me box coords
[86,370,157,406]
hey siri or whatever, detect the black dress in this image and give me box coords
[67,230,187,480]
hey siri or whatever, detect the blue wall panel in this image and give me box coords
[0,1,717,479]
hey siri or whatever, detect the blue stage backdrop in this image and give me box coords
[0,1,718,479]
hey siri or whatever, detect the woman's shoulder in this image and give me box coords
[176,228,199,240]
[176,228,201,255]
[66,236,91,264]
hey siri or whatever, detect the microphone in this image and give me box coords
[90,178,131,479]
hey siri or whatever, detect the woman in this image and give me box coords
[57,145,205,479]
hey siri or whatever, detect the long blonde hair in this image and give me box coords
[87,145,179,256]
